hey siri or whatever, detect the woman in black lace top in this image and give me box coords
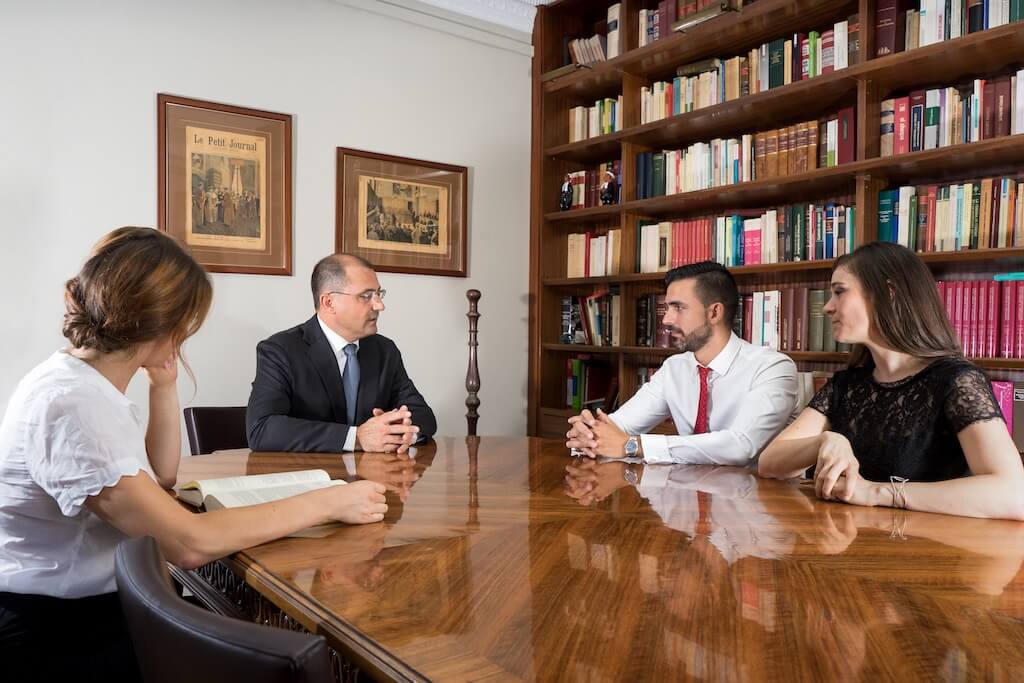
[758,242,1024,520]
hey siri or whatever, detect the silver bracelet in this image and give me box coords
[889,475,910,510]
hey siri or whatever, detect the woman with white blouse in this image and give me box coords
[0,227,388,680]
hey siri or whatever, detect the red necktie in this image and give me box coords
[693,365,711,435]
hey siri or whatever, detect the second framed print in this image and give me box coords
[336,148,467,277]
[158,94,292,275]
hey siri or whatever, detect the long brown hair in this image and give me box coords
[832,241,961,368]
[63,227,212,358]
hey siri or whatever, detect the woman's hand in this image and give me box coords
[814,432,862,502]
[143,352,179,389]
[325,480,388,524]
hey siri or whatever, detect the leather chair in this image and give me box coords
[115,537,332,683]
[183,406,248,455]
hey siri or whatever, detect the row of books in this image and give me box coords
[634,202,856,274]
[736,288,851,354]
[938,279,1024,358]
[879,72,1024,157]
[563,160,621,210]
[561,291,622,347]
[565,356,617,412]
[878,176,1023,251]
[876,0,1024,57]
[566,230,623,279]
[633,109,853,200]
[639,15,861,126]
[637,0,731,48]
[569,96,624,143]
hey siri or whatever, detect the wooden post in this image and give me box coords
[466,289,481,436]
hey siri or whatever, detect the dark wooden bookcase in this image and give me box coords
[529,0,1024,436]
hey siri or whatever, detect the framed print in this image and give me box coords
[158,94,292,275]
[336,148,467,277]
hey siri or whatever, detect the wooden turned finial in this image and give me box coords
[466,289,481,437]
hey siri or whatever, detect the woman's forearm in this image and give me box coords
[871,473,1024,521]
[758,435,823,479]
[146,384,182,488]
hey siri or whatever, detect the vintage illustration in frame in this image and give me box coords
[337,148,467,277]
[158,94,292,275]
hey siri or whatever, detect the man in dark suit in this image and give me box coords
[247,254,436,453]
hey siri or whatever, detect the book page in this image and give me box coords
[204,478,346,511]
[179,469,330,504]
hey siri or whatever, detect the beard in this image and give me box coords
[670,320,713,354]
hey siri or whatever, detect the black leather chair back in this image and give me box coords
[115,537,331,683]
[183,406,248,455]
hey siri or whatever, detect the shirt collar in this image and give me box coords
[316,315,359,356]
[57,349,136,410]
[702,332,743,377]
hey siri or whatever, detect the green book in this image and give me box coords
[768,39,786,89]
[823,317,838,352]
[908,193,918,253]
[878,190,896,242]
[808,289,826,353]
[651,152,666,197]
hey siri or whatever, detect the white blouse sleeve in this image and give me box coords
[27,393,152,517]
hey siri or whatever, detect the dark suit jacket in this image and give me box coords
[246,316,436,452]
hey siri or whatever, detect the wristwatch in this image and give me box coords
[624,435,640,457]
[623,464,639,485]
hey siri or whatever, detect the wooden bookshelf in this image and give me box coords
[529,0,1024,437]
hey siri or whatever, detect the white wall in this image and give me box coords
[0,0,531,441]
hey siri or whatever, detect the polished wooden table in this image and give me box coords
[178,437,1024,682]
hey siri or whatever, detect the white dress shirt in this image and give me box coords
[317,316,359,453]
[0,351,155,597]
[609,333,798,466]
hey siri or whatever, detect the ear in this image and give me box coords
[707,301,724,325]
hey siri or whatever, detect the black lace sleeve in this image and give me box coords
[943,365,1005,433]
[807,377,835,417]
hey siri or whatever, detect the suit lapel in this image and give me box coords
[301,316,347,423]
[356,336,380,424]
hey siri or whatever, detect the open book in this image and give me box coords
[177,469,345,511]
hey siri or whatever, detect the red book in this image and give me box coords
[996,77,1012,138]
[954,281,965,350]
[874,0,906,57]
[894,97,911,155]
[674,221,683,267]
[1017,282,1024,359]
[974,282,983,358]
[742,294,754,342]
[967,282,979,357]
[1001,282,1016,359]
[925,185,938,252]
[982,80,997,141]
[820,30,836,75]
[943,280,955,330]
[987,281,1000,358]
[781,287,795,351]
[837,106,856,165]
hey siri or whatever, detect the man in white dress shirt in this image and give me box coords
[566,262,798,465]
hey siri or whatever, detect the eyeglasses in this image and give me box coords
[329,289,387,304]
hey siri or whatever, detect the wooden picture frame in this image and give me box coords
[336,148,468,277]
[158,94,292,275]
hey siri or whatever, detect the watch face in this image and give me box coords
[624,437,638,456]
[624,466,639,485]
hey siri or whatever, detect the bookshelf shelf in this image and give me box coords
[621,68,860,152]
[545,204,623,224]
[529,0,1024,437]
[616,162,867,218]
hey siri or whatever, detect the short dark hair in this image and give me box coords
[664,261,739,325]
[311,253,375,308]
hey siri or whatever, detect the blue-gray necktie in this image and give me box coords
[342,343,360,426]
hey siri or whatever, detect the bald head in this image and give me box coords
[311,253,375,309]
